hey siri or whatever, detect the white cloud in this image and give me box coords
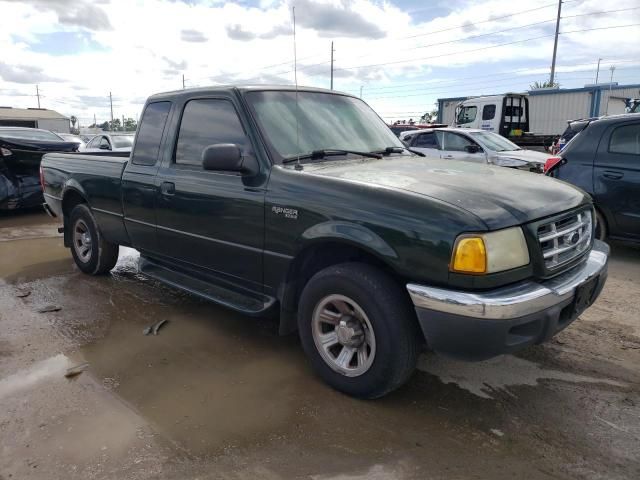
[0,0,637,124]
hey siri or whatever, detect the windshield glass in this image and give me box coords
[468,131,520,151]
[245,91,402,162]
[112,135,134,148]
[0,128,63,142]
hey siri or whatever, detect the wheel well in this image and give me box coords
[278,241,403,335]
[61,190,87,246]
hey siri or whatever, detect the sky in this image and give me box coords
[0,0,638,126]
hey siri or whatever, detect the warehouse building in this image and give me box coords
[0,106,70,133]
[437,83,640,136]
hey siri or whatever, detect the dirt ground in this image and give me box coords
[1,209,639,480]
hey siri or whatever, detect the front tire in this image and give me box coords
[69,204,119,275]
[298,263,420,399]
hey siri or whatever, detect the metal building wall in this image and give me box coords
[37,118,70,133]
[598,86,640,116]
[528,91,592,135]
[437,97,465,125]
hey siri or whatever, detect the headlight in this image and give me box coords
[0,147,12,156]
[492,157,527,167]
[451,227,530,274]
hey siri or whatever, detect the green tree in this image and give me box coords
[100,121,109,131]
[108,118,121,131]
[123,118,137,131]
[69,115,77,133]
[530,80,559,90]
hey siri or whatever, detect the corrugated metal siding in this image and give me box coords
[599,87,640,116]
[440,100,460,125]
[37,118,70,133]
[528,92,592,135]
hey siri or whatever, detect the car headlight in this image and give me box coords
[492,157,527,167]
[451,227,530,274]
[0,147,12,156]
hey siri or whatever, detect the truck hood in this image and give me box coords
[301,156,589,229]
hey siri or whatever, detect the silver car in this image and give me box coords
[84,133,134,153]
[401,128,547,172]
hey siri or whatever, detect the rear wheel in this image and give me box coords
[69,204,119,275]
[298,263,420,399]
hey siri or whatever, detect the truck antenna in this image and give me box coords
[292,6,302,171]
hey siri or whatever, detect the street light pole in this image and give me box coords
[595,58,602,84]
[549,0,562,86]
[330,41,335,90]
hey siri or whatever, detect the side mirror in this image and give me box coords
[99,143,110,150]
[465,145,482,154]
[202,143,243,172]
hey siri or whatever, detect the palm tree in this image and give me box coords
[70,115,77,133]
[530,80,559,90]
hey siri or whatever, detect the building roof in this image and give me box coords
[0,107,69,120]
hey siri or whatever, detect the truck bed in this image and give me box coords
[41,152,130,244]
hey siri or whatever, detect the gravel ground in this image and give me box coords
[1,209,638,480]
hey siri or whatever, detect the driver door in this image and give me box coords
[154,96,266,290]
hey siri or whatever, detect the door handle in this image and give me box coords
[443,155,454,159]
[160,181,175,195]
[603,171,624,180]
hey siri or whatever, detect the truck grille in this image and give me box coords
[537,209,592,270]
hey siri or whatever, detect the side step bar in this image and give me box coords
[139,256,276,316]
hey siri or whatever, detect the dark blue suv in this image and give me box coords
[545,114,640,243]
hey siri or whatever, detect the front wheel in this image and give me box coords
[69,204,119,275]
[298,263,420,399]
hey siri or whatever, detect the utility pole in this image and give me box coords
[330,41,334,90]
[182,74,185,89]
[605,65,616,115]
[93,113,97,127]
[549,0,562,86]
[122,114,125,132]
[595,58,602,84]
[36,85,41,108]
[109,91,114,130]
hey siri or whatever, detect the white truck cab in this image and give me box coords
[453,94,530,139]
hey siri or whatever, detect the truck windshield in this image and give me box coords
[468,131,521,151]
[245,90,403,162]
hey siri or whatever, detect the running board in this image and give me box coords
[139,256,276,316]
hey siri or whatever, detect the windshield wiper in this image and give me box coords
[282,149,382,164]
[371,146,425,157]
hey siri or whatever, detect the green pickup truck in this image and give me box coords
[41,86,609,398]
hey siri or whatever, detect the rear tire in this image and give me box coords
[69,204,119,275]
[595,209,607,241]
[298,263,420,399]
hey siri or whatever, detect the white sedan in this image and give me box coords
[84,133,134,153]
[401,128,547,172]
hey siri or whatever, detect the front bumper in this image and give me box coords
[407,240,609,360]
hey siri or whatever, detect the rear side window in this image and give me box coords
[457,106,477,125]
[505,106,523,117]
[175,99,247,166]
[131,101,171,166]
[609,123,640,155]
[415,132,438,148]
[482,105,496,120]
[442,132,475,152]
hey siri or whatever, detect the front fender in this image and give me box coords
[298,221,398,261]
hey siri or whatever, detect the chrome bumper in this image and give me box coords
[407,240,609,320]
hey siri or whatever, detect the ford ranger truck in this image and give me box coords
[41,86,609,399]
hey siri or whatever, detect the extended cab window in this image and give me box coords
[175,99,247,167]
[131,102,171,166]
[457,106,477,125]
[482,105,496,120]
[609,123,640,155]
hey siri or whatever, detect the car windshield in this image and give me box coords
[0,128,64,142]
[112,135,134,148]
[468,131,521,151]
[245,90,403,162]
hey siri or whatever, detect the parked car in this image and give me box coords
[389,124,419,137]
[403,127,546,172]
[545,114,640,243]
[56,133,87,151]
[80,134,95,143]
[41,85,608,398]
[84,133,135,153]
[0,127,78,210]
[550,118,595,154]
